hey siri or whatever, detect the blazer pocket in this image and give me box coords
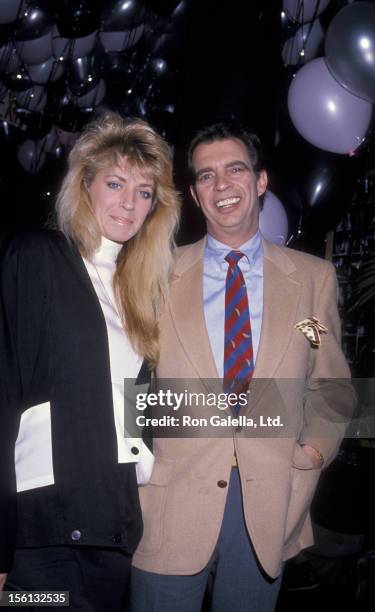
[137,458,175,555]
[15,401,55,492]
[292,442,321,470]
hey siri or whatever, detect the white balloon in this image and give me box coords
[282,19,323,65]
[260,191,289,246]
[283,0,330,23]
[288,57,372,154]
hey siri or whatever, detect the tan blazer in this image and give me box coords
[133,237,354,578]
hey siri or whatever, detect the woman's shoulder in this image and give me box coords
[1,229,69,259]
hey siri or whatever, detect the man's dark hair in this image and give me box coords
[187,121,264,183]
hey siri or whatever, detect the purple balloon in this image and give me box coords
[0,43,22,73]
[0,0,24,25]
[288,57,372,154]
[283,0,330,23]
[52,27,97,62]
[260,191,289,246]
[17,139,46,173]
[27,57,64,84]
[99,23,144,52]
[282,19,323,65]
[16,31,53,65]
[69,79,106,109]
[15,85,47,112]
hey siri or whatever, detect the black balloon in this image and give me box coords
[2,65,31,91]
[101,0,145,32]
[147,1,182,18]
[67,55,100,96]
[55,0,101,38]
[15,4,53,41]
[272,139,362,233]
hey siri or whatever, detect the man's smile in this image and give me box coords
[215,196,241,209]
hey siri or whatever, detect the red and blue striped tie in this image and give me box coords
[224,251,254,401]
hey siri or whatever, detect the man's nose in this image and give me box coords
[214,172,229,191]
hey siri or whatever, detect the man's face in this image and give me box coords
[190,138,267,247]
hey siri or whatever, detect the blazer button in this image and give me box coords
[217,480,227,488]
[112,533,122,544]
[131,447,140,455]
[71,530,81,541]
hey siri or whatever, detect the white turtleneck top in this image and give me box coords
[83,236,154,485]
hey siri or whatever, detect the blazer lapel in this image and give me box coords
[249,240,301,406]
[169,238,219,384]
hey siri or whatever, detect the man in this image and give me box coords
[131,122,354,611]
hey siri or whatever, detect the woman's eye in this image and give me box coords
[107,181,121,189]
[140,191,152,199]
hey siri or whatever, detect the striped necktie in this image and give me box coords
[224,251,254,400]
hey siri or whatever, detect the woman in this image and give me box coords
[0,112,180,610]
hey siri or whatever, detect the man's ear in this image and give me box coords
[257,170,268,197]
[190,184,200,208]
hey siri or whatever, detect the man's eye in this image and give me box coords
[107,182,121,189]
[230,166,244,174]
[197,173,213,183]
[140,191,152,199]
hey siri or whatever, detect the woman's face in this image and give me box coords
[86,157,155,244]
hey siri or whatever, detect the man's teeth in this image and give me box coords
[216,197,240,208]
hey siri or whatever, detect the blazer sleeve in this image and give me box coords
[299,262,356,466]
[0,235,51,572]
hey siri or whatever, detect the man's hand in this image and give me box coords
[0,573,7,591]
[301,444,324,469]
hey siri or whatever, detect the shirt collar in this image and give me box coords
[206,230,263,267]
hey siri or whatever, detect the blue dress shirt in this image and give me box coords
[203,231,264,378]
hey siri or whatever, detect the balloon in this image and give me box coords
[27,57,64,84]
[14,108,53,139]
[288,57,372,154]
[55,0,101,38]
[0,42,22,73]
[17,139,46,173]
[69,79,106,109]
[271,136,362,237]
[2,66,31,91]
[67,55,100,96]
[52,26,97,62]
[259,191,289,245]
[102,0,146,32]
[325,1,375,103]
[16,31,53,64]
[0,0,24,25]
[16,4,53,41]
[147,1,182,17]
[283,0,330,23]
[15,85,47,112]
[99,23,144,52]
[37,126,60,154]
[282,18,324,65]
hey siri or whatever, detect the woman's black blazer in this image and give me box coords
[0,230,148,572]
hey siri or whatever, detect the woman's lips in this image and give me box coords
[110,215,133,225]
